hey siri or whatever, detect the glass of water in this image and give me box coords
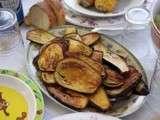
[0,8,25,72]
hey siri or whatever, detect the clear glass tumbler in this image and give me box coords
[0,8,25,72]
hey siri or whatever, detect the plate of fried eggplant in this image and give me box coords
[26,25,149,117]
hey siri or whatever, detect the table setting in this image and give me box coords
[0,0,159,120]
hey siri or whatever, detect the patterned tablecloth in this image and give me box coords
[20,0,159,120]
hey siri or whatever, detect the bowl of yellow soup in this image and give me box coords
[0,74,37,120]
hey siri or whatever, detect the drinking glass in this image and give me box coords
[0,8,25,72]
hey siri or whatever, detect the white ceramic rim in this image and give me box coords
[51,112,121,120]
[0,74,37,120]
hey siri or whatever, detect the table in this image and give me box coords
[20,0,158,120]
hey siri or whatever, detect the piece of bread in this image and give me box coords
[45,0,65,25]
[25,1,58,30]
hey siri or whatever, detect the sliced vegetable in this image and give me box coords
[91,50,103,63]
[106,67,142,97]
[41,72,56,84]
[134,80,149,95]
[55,58,101,94]
[104,68,124,88]
[81,32,100,46]
[78,55,105,77]
[90,87,111,111]
[47,85,89,109]
[67,39,93,56]
[64,27,78,35]
[64,33,82,41]
[38,39,64,71]
[103,52,129,73]
[27,29,56,44]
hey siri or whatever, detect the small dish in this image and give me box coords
[0,69,44,120]
[51,112,121,120]
[63,0,145,18]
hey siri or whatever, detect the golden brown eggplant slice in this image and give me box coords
[38,40,64,71]
[55,58,101,94]
[27,29,56,44]
[47,86,89,109]
[106,67,142,97]
[81,32,100,46]
[64,33,82,41]
[67,39,93,56]
[90,87,111,111]
[78,55,105,77]
[91,50,103,63]
[93,42,107,54]
[64,27,78,35]
[41,72,56,84]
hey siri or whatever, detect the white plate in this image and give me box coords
[63,0,145,18]
[26,25,148,118]
[64,5,126,28]
[0,74,36,120]
[51,112,121,120]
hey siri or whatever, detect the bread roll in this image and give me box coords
[25,1,57,30]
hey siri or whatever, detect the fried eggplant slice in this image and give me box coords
[134,80,149,95]
[106,67,142,97]
[93,42,107,54]
[104,68,124,88]
[55,58,101,94]
[64,27,78,35]
[103,52,129,73]
[64,33,82,41]
[47,86,89,109]
[41,72,56,84]
[91,50,103,63]
[81,32,100,46]
[67,39,93,56]
[90,87,111,111]
[38,39,64,71]
[93,42,129,72]
[27,29,56,44]
[78,55,105,77]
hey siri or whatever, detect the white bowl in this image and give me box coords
[51,112,121,120]
[0,74,37,120]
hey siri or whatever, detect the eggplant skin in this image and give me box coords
[37,39,65,71]
[47,85,89,109]
[133,80,149,96]
[90,87,111,111]
[106,66,142,97]
[55,58,102,94]
[103,67,124,89]
[27,29,56,45]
